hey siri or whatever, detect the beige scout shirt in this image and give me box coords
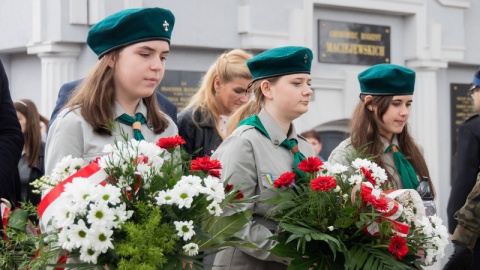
[328,135,402,189]
[211,109,315,263]
[45,100,178,175]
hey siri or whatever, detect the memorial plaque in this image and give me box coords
[318,20,391,65]
[158,70,204,113]
[450,83,477,169]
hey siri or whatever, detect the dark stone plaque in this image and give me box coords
[318,20,391,65]
[158,70,204,113]
[450,83,476,155]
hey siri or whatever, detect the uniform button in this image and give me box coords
[274,140,279,146]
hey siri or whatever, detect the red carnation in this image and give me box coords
[274,172,296,188]
[208,169,221,178]
[360,167,376,186]
[224,184,244,200]
[371,197,389,211]
[190,156,222,172]
[388,235,409,260]
[360,185,374,205]
[310,176,336,192]
[156,135,186,149]
[298,157,323,173]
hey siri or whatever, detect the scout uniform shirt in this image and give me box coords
[328,135,402,189]
[45,100,178,175]
[211,109,315,267]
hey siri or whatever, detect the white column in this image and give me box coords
[27,42,81,117]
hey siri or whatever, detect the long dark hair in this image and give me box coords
[14,99,48,167]
[350,95,434,197]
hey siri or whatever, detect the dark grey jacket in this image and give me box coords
[177,106,223,158]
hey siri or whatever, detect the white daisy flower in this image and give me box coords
[86,201,116,226]
[206,201,223,216]
[351,158,371,170]
[177,175,203,187]
[174,220,195,241]
[171,184,198,209]
[97,184,122,205]
[323,162,348,174]
[79,245,101,264]
[54,201,76,227]
[155,190,174,205]
[348,175,363,185]
[88,226,114,253]
[201,176,225,203]
[66,219,91,249]
[182,243,199,256]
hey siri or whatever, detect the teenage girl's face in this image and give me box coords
[268,73,312,121]
[374,95,413,141]
[306,137,322,156]
[111,40,170,102]
[16,111,26,134]
[214,77,251,115]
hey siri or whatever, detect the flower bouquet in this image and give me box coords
[264,157,449,270]
[21,135,253,270]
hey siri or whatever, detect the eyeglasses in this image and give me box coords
[469,87,480,99]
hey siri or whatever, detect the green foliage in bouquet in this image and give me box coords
[12,134,254,270]
[264,157,449,270]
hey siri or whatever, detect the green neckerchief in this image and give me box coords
[239,115,306,178]
[385,144,419,189]
[116,112,147,141]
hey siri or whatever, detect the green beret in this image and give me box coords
[247,46,313,82]
[358,63,415,95]
[87,8,175,58]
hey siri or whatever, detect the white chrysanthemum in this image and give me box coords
[155,190,174,205]
[206,201,223,216]
[54,201,76,227]
[370,163,388,185]
[66,219,91,249]
[97,184,122,205]
[351,158,372,170]
[348,175,363,185]
[174,220,195,241]
[183,243,199,256]
[323,162,348,174]
[333,186,341,192]
[88,226,114,253]
[63,177,97,203]
[111,203,133,228]
[79,245,101,264]
[86,201,116,226]
[171,184,198,209]
[58,227,76,251]
[201,176,225,203]
[177,175,203,187]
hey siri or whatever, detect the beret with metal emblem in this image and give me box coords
[247,46,313,82]
[469,67,480,92]
[358,63,416,95]
[87,7,175,58]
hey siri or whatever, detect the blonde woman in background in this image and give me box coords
[177,49,252,158]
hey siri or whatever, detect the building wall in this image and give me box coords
[0,0,478,268]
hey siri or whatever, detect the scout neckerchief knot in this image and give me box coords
[385,144,419,189]
[239,115,306,178]
[117,113,146,141]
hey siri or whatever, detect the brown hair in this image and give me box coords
[301,130,321,143]
[65,50,169,135]
[14,99,49,167]
[186,49,252,139]
[226,77,281,135]
[350,95,434,197]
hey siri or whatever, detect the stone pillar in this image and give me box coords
[27,42,81,117]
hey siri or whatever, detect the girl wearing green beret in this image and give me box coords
[177,49,252,159]
[329,63,435,196]
[211,46,316,270]
[46,7,178,175]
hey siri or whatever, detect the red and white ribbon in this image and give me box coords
[1,198,11,241]
[38,162,108,231]
[352,182,410,236]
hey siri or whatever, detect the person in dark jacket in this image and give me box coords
[49,78,178,129]
[177,49,252,158]
[0,59,24,238]
[14,99,48,206]
[446,67,480,269]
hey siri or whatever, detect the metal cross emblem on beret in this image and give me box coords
[163,20,169,32]
[304,54,308,63]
